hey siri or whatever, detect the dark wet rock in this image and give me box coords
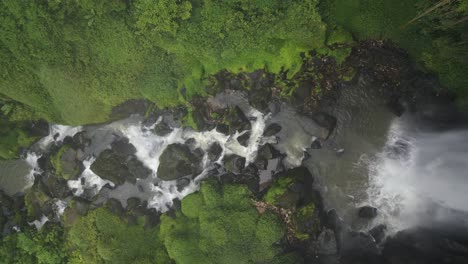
[223,154,245,175]
[220,170,260,195]
[42,175,72,199]
[382,228,468,264]
[58,148,83,180]
[225,106,251,133]
[111,138,136,156]
[358,205,378,219]
[91,149,151,185]
[27,119,49,137]
[158,144,203,181]
[263,123,282,137]
[316,229,338,255]
[268,101,281,115]
[292,81,312,107]
[340,231,379,262]
[255,144,280,170]
[144,208,161,228]
[311,112,336,139]
[369,224,387,244]
[126,197,141,211]
[311,139,322,149]
[72,131,91,149]
[176,177,191,192]
[110,99,153,121]
[153,120,172,136]
[216,124,230,135]
[208,142,222,162]
[326,209,344,232]
[237,132,250,147]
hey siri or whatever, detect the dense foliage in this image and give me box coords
[160,181,285,264]
[66,208,171,264]
[0,0,327,125]
[0,181,287,263]
[321,0,468,106]
[0,226,67,264]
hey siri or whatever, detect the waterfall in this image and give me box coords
[367,117,468,232]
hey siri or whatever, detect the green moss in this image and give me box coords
[264,177,294,205]
[292,203,318,241]
[51,145,72,180]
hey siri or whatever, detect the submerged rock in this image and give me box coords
[263,123,282,137]
[369,224,387,244]
[158,144,203,181]
[237,132,250,147]
[358,205,378,219]
[207,142,222,162]
[311,112,336,139]
[340,231,379,262]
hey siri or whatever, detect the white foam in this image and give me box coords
[366,118,468,232]
[39,124,82,148]
[24,152,41,191]
[28,215,49,230]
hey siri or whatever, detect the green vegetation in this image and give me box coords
[160,180,285,264]
[0,225,68,264]
[264,176,295,205]
[320,0,468,105]
[66,208,171,264]
[0,0,328,125]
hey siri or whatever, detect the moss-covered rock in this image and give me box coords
[264,167,315,208]
[158,143,202,181]
[50,145,82,181]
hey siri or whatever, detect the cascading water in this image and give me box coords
[366,116,468,232]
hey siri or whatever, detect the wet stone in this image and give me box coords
[358,205,378,219]
[311,112,336,139]
[223,155,245,175]
[208,142,223,162]
[158,144,203,181]
[237,132,250,147]
[153,120,172,136]
[263,123,282,137]
[91,149,151,185]
[369,224,387,244]
[216,124,230,135]
[111,138,136,156]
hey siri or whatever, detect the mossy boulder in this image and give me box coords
[51,145,83,180]
[264,167,315,209]
[158,143,203,181]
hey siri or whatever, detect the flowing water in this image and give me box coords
[2,81,468,237]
